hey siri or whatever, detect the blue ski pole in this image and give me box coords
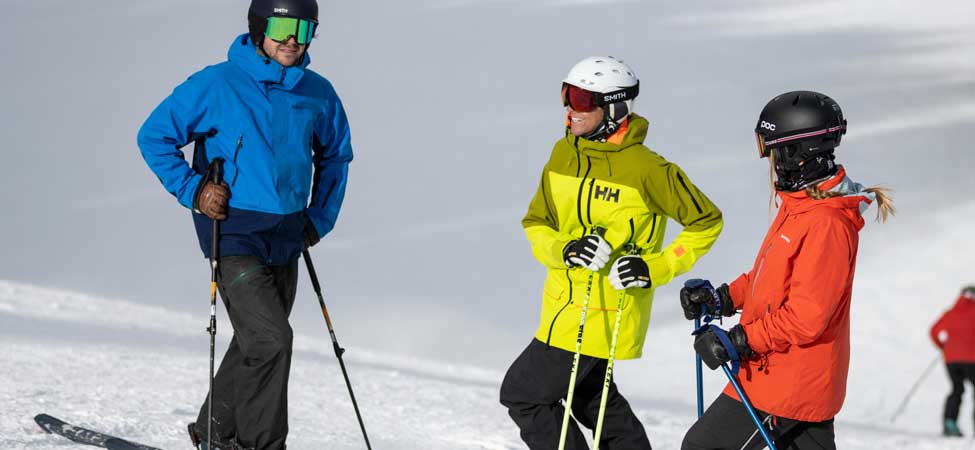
[722,363,777,450]
[685,278,714,419]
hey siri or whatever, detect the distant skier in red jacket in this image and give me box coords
[931,285,975,437]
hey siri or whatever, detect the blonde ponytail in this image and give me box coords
[864,186,895,223]
[766,154,894,223]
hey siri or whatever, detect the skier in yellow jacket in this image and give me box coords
[500,56,723,450]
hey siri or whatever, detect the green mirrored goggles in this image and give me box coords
[265,16,317,45]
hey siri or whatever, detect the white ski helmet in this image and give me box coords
[562,56,640,139]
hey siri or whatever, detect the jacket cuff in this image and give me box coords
[741,322,770,355]
[304,220,321,247]
[728,274,750,311]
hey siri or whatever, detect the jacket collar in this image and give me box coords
[228,33,309,90]
[565,114,650,155]
[777,167,874,229]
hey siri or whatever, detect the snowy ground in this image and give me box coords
[3,0,975,449]
[2,280,973,450]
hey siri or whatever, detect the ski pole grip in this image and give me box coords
[211,158,225,185]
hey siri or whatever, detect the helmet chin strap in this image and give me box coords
[773,149,838,192]
[582,102,628,142]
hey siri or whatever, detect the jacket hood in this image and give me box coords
[228,33,310,90]
[777,167,875,230]
[565,113,650,155]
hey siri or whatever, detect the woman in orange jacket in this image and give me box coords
[679,91,894,450]
[930,285,975,437]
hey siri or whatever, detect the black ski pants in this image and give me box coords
[500,338,652,450]
[944,362,975,423]
[682,394,835,450]
[195,255,299,450]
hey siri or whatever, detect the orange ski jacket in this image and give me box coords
[723,168,875,422]
[930,296,975,363]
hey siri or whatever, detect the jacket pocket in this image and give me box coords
[541,277,570,346]
[543,282,564,305]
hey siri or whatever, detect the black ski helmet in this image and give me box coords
[755,91,847,192]
[247,0,319,47]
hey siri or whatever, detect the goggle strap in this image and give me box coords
[763,125,846,146]
[594,82,639,106]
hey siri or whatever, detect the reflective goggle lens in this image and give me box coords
[756,133,769,158]
[265,17,317,45]
[561,83,598,112]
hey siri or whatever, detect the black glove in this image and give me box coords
[609,255,651,290]
[693,324,754,370]
[563,233,612,271]
[303,221,320,249]
[680,280,735,320]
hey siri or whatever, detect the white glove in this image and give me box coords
[563,233,612,271]
[609,255,651,290]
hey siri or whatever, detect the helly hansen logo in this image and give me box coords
[594,185,620,203]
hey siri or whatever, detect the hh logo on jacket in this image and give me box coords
[594,184,621,203]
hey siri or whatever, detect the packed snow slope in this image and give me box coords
[2,278,973,450]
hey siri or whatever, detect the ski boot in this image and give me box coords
[187,422,239,450]
[944,419,963,437]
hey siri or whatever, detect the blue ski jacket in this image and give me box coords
[138,34,352,264]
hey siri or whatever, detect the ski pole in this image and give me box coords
[302,250,373,450]
[890,354,940,423]
[592,244,637,450]
[205,158,224,450]
[722,363,777,450]
[558,226,606,450]
[695,314,704,419]
[686,279,716,419]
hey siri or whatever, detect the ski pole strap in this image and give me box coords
[711,325,740,375]
[694,324,740,375]
[684,279,723,325]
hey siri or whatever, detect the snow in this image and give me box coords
[2,0,975,448]
[2,279,972,450]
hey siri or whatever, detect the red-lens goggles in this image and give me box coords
[561,83,599,112]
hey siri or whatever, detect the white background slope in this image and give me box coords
[2,279,973,450]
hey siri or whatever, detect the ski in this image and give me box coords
[34,414,163,450]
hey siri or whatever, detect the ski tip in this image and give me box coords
[33,413,62,433]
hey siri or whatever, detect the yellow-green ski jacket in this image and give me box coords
[523,114,723,360]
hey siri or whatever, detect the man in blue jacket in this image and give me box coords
[137,1,351,448]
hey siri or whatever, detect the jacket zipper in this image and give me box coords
[646,213,658,244]
[230,135,243,186]
[586,176,596,227]
[318,179,338,209]
[547,270,575,345]
[575,156,592,231]
[552,151,593,344]
[751,243,772,298]
[751,216,789,307]
[676,172,704,214]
